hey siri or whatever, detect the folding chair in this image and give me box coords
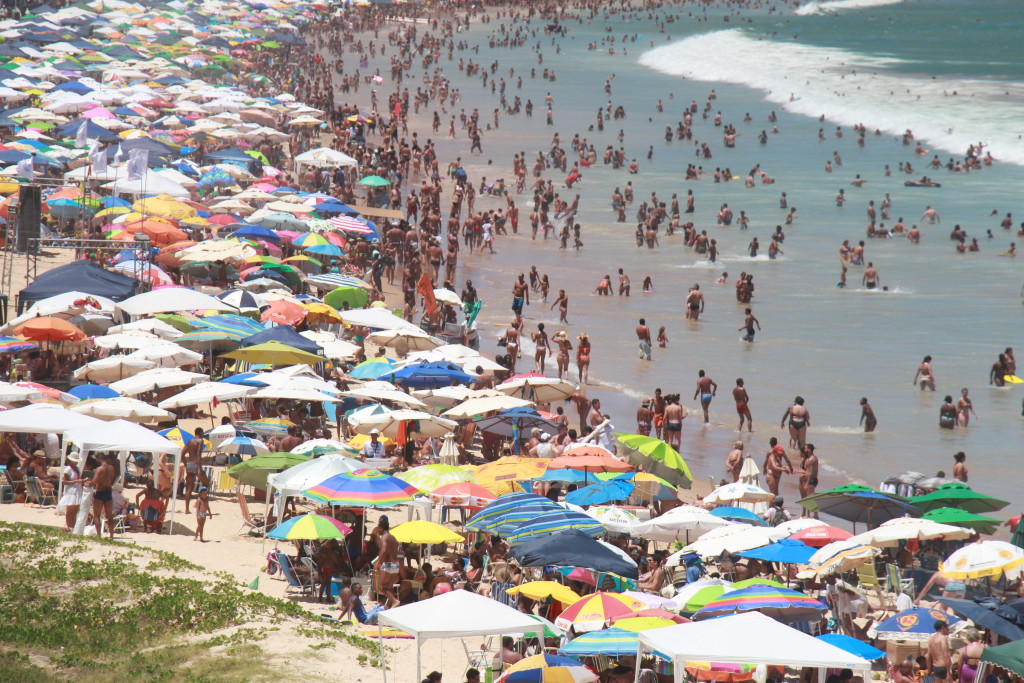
[856,562,889,610]
[24,476,56,506]
[491,581,516,608]
[276,552,314,595]
[139,500,167,533]
[886,563,915,597]
[236,491,267,536]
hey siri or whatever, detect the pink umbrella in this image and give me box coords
[276,230,301,243]
[251,183,278,192]
[83,108,116,119]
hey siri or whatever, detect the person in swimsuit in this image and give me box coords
[939,395,958,429]
[553,331,572,381]
[636,400,653,436]
[859,397,877,432]
[763,437,794,495]
[914,355,936,391]
[780,396,810,449]
[503,325,520,372]
[685,285,704,321]
[183,426,207,514]
[956,388,976,426]
[662,395,685,449]
[194,486,211,542]
[89,454,117,539]
[693,370,717,424]
[576,333,591,385]
[511,274,529,315]
[952,452,968,482]
[955,628,985,683]
[532,323,551,373]
[372,515,400,608]
[733,378,752,431]
[726,441,744,482]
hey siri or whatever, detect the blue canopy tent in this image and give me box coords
[18,260,137,312]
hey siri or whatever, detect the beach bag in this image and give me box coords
[265,551,280,576]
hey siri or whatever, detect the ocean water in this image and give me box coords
[358,0,1024,512]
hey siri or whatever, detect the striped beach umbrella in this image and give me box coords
[0,335,37,353]
[396,464,473,492]
[245,417,294,436]
[326,215,375,235]
[497,653,597,683]
[302,468,419,507]
[267,512,352,540]
[158,426,201,447]
[506,510,605,545]
[557,628,638,657]
[218,435,270,457]
[466,493,561,533]
[693,585,828,622]
[555,592,647,632]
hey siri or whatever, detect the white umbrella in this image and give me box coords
[796,540,883,578]
[91,330,173,350]
[587,505,643,534]
[940,541,1024,580]
[291,439,358,457]
[0,381,42,402]
[849,516,973,548]
[208,423,237,446]
[341,387,428,408]
[251,387,339,402]
[69,397,174,424]
[106,318,184,340]
[338,307,421,332]
[367,328,445,352]
[432,288,464,307]
[669,524,780,563]
[441,395,534,420]
[157,382,255,410]
[73,356,157,382]
[127,344,203,367]
[497,375,580,403]
[412,386,500,409]
[108,368,208,396]
[293,147,357,168]
[2,291,117,333]
[349,409,458,439]
[704,482,775,505]
[635,506,734,543]
[117,287,238,317]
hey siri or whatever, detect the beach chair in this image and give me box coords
[217,470,235,492]
[4,468,24,496]
[276,552,314,595]
[886,563,915,597]
[139,499,166,533]
[236,491,267,536]
[491,581,516,608]
[24,476,56,506]
[856,562,889,610]
[0,467,13,503]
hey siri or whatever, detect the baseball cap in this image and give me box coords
[369,428,381,435]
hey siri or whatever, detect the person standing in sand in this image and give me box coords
[194,486,211,542]
[733,378,752,432]
[89,454,117,540]
[372,515,400,608]
[763,437,794,496]
[928,620,952,683]
[726,441,744,482]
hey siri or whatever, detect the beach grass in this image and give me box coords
[0,522,384,682]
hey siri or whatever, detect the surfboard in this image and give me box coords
[1004,375,1024,384]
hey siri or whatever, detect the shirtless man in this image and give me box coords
[693,370,717,424]
[651,388,666,439]
[587,398,604,431]
[913,355,936,391]
[859,397,877,432]
[726,441,744,482]
[89,454,117,539]
[279,425,303,453]
[927,621,952,683]
[570,390,590,431]
[685,284,704,321]
[733,378,753,432]
[780,396,810,449]
[921,206,941,224]
[662,395,685,449]
[862,262,879,289]
[763,437,794,496]
[511,274,529,315]
[636,400,653,436]
[798,444,819,500]
[636,318,652,360]
[738,307,760,343]
[618,268,631,296]
[183,426,208,514]
[372,515,400,608]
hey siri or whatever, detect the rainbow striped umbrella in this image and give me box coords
[693,585,827,622]
[498,653,597,683]
[302,468,420,507]
[245,417,294,436]
[0,335,37,353]
[555,592,647,632]
[267,512,352,540]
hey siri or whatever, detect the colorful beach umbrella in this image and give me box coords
[67,384,120,400]
[497,654,596,683]
[396,464,473,492]
[787,524,853,547]
[507,581,581,605]
[390,520,464,544]
[940,541,1024,580]
[465,492,561,533]
[430,481,497,509]
[614,433,693,489]
[505,510,606,544]
[558,628,638,657]
[302,468,419,507]
[267,512,352,540]
[555,592,647,632]
[875,608,962,641]
[693,585,827,622]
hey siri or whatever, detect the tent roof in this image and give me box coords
[0,404,106,434]
[638,612,871,669]
[19,260,137,307]
[982,640,1024,677]
[240,325,322,355]
[378,589,549,639]
[65,418,181,455]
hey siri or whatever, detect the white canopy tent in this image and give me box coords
[0,403,105,433]
[104,169,190,198]
[377,590,558,683]
[635,612,871,683]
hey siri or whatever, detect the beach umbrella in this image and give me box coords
[127,344,203,368]
[267,512,352,540]
[851,515,974,547]
[475,407,559,443]
[874,608,962,641]
[610,617,679,632]
[303,468,420,507]
[505,510,606,544]
[634,506,732,543]
[108,367,207,395]
[497,374,579,403]
[157,427,203,449]
[387,361,474,390]
[796,540,882,578]
[704,482,775,505]
[816,634,886,661]
[73,356,156,382]
[290,439,359,458]
[467,496,563,534]
[69,396,173,424]
[694,585,827,622]
[598,472,677,502]
[614,433,693,489]
[558,628,638,657]
[564,480,635,507]
[936,597,1024,642]
[549,452,633,474]
[587,506,642,534]
[347,356,398,380]
[441,394,534,420]
[674,579,734,613]
[910,483,1010,515]
[1013,518,1024,550]
[396,464,473,492]
[737,539,817,564]
[0,335,37,353]
[555,591,647,632]
[940,541,1024,580]
[157,382,255,410]
[244,418,296,437]
[470,459,550,496]
[787,524,853,547]
[0,382,42,402]
[349,408,458,439]
[430,481,497,509]
[366,328,444,352]
[390,520,464,544]
[14,316,87,341]
[497,653,597,683]
[511,529,639,582]
[67,384,120,400]
[709,506,769,526]
[798,484,919,528]
[218,436,270,457]
[227,451,310,489]
[921,508,999,535]
[222,341,326,367]
[507,581,581,606]
[357,174,390,187]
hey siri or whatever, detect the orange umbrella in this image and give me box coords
[122,220,188,246]
[260,299,306,326]
[15,317,87,342]
[547,453,633,472]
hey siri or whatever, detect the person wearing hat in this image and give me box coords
[762,495,792,527]
[361,429,386,459]
[58,452,85,532]
[532,432,555,458]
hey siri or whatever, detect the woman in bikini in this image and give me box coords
[956,387,977,426]
[939,395,958,429]
[532,323,551,374]
[552,331,572,381]
[780,396,809,449]
[576,333,591,385]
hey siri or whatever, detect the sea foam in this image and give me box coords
[638,30,1024,165]
[794,0,907,16]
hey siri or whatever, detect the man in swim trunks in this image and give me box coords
[862,262,879,289]
[183,426,207,514]
[636,318,652,360]
[685,284,704,321]
[618,268,631,296]
[662,395,685,449]
[733,378,752,432]
[651,388,666,439]
[511,273,529,315]
[372,515,400,608]
[738,307,760,343]
[928,620,952,683]
[89,453,117,539]
[693,370,717,424]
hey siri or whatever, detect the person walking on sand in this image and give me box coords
[183,426,208,514]
[733,378,752,432]
[194,486,211,542]
[636,318,652,360]
[372,515,400,608]
[693,370,717,424]
[859,397,877,432]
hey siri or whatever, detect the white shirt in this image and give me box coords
[361,439,386,458]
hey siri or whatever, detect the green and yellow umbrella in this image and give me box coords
[267,512,352,540]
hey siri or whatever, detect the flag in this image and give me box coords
[113,143,127,164]
[247,577,260,590]
[15,156,33,181]
[126,149,148,181]
[89,141,107,175]
[417,271,437,317]
[74,120,88,148]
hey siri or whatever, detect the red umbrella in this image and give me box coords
[260,300,306,326]
[430,482,496,509]
[787,524,852,548]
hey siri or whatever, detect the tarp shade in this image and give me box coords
[18,260,137,312]
[240,325,322,354]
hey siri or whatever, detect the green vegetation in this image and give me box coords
[0,522,385,682]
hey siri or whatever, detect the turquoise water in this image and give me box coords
[382,0,1024,511]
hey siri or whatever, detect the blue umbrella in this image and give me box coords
[304,243,345,257]
[565,480,635,507]
[710,506,769,526]
[505,510,605,544]
[816,634,885,660]
[935,597,1024,642]
[220,372,269,387]
[466,493,561,532]
[875,608,962,639]
[474,406,560,454]
[511,529,639,579]
[388,361,474,389]
[68,384,120,400]
[312,201,355,215]
[558,628,639,657]
[737,539,817,564]
[231,224,281,242]
[538,470,592,484]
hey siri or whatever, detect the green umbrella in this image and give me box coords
[323,286,368,310]
[260,41,281,49]
[922,507,1000,535]
[614,433,692,489]
[154,313,196,333]
[1012,518,1024,551]
[227,452,310,489]
[357,175,391,187]
[910,483,1010,514]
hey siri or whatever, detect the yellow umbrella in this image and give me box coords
[612,617,676,632]
[221,341,326,366]
[348,433,395,449]
[95,206,132,219]
[390,520,464,544]
[471,456,548,496]
[303,302,342,323]
[507,581,580,605]
[132,194,197,220]
[0,181,20,195]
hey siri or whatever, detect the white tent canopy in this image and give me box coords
[636,612,870,683]
[338,307,421,332]
[117,287,238,317]
[0,404,106,433]
[378,590,557,682]
[104,169,189,197]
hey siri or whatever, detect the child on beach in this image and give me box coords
[195,487,211,542]
[657,326,668,348]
